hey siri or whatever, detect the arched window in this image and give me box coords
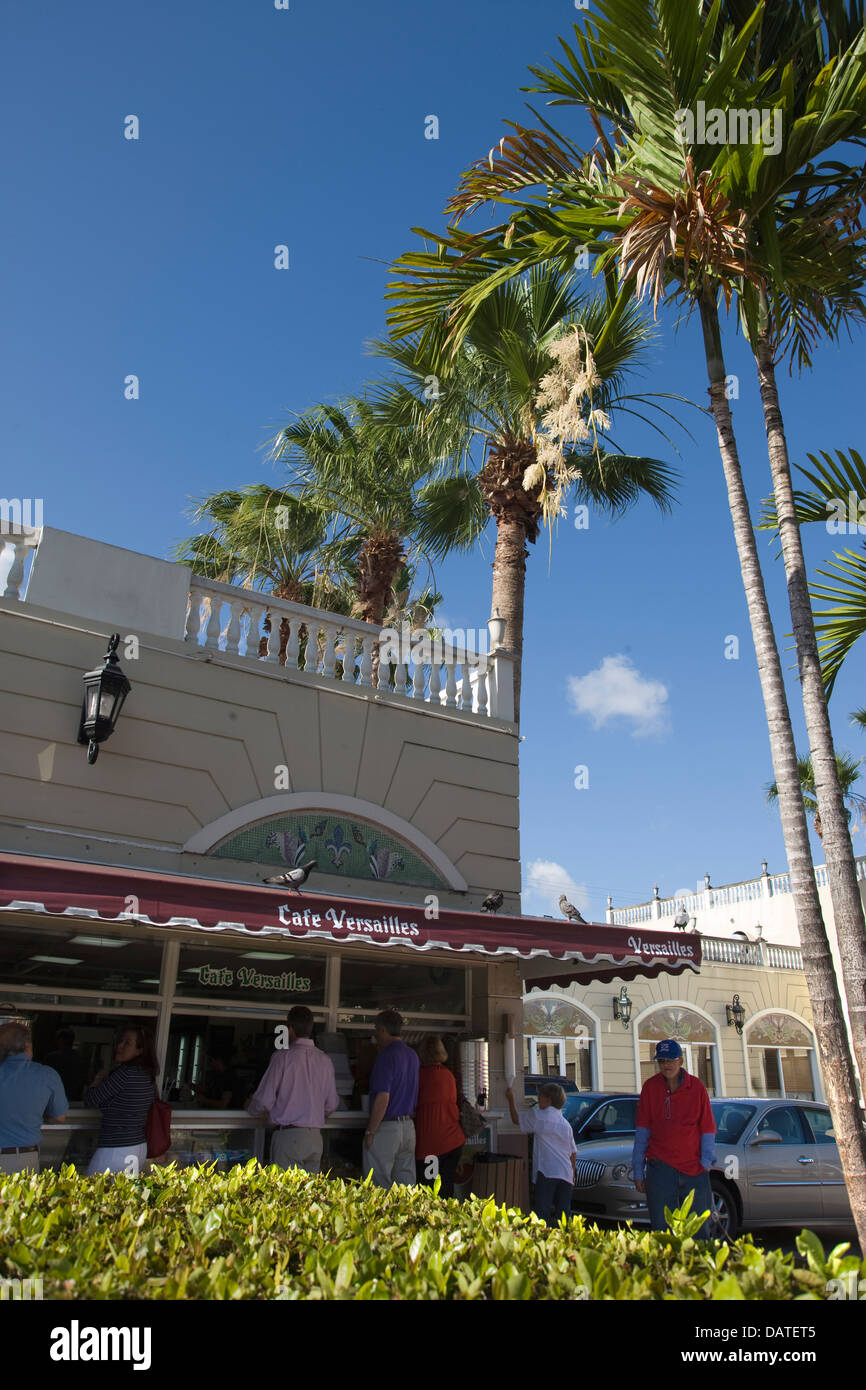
[746,1013,815,1099]
[638,1005,718,1095]
[522,996,596,1088]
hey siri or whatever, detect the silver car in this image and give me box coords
[569,1095,855,1238]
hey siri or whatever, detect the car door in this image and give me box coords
[800,1105,852,1223]
[744,1104,823,1225]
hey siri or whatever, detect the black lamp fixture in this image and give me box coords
[612,985,632,1029]
[77,633,131,764]
[726,994,746,1035]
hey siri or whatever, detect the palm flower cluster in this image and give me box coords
[527,325,609,523]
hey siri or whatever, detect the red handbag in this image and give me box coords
[146,1084,172,1158]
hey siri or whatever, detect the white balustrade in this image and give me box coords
[179,576,515,723]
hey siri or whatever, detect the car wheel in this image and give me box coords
[709,1176,739,1240]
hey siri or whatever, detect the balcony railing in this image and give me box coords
[700,936,803,970]
[608,856,866,928]
[183,576,515,723]
[1,527,40,600]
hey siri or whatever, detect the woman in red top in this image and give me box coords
[414,1035,465,1198]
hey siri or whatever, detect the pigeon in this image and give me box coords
[674,905,689,930]
[263,859,317,891]
[559,895,587,924]
[481,890,504,913]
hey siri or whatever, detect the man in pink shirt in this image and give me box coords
[247,1005,339,1174]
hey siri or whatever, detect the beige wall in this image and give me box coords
[523,960,818,1099]
[0,597,521,912]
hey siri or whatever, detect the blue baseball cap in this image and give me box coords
[655,1039,683,1060]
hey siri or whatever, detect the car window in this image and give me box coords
[710,1102,756,1145]
[594,1099,637,1133]
[755,1106,809,1144]
[801,1108,836,1145]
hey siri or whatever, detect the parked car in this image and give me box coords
[569,1096,855,1238]
[521,1074,581,1120]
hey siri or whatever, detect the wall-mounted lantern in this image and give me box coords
[725,994,746,1035]
[612,985,632,1029]
[77,633,131,765]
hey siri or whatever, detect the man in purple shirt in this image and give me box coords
[248,1006,339,1174]
[363,1009,420,1187]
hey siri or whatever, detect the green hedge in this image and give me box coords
[1,1162,862,1300]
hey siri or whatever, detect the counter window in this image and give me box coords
[339,958,468,1015]
[0,925,164,995]
[174,943,326,1007]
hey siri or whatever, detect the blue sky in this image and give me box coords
[3,0,864,921]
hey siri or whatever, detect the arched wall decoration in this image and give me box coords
[523,998,593,1038]
[182,793,465,889]
[746,1013,813,1048]
[639,1005,716,1044]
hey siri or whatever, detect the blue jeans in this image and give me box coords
[533,1173,573,1225]
[645,1158,712,1237]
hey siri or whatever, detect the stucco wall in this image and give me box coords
[0,597,521,913]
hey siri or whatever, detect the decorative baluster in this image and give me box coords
[358,631,375,688]
[184,586,201,644]
[321,622,337,679]
[474,662,488,716]
[428,658,441,706]
[393,645,408,696]
[284,617,300,670]
[340,631,356,683]
[412,653,426,701]
[444,655,459,708]
[203,596,222,651]
[2,540,30,599]
[225,600,242,656]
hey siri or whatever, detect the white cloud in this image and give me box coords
[567,654,670,737]
[522,859,590,920]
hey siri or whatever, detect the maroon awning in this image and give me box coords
[0,853,701,983]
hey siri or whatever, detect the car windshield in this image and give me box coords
[710,1101,756,1145]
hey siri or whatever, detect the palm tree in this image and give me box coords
[384,0,866,1239]
[767,752,866,840]
[760,448,866,697]
[172,484,358,661]
[268,398,486,684]
[373,266,681,720]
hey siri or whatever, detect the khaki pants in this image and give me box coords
[270,1127,323,1174]
[0,1151,38,1175]
[363,1118,416,1188]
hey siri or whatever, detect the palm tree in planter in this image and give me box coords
[173,484,357,661]
[373,265,681,721]
[767,752,866,841]
[268,398,487,682]
[384,0,866,1236]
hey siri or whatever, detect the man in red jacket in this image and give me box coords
[632,1039,716,1237]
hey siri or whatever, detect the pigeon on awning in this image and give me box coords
[559,895,587,924]
[481,890,504,913]
[263,859,317,891]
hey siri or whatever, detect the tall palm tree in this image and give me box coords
[373,267,681,720]
[384,0,866,1239]
[767,752,866,840]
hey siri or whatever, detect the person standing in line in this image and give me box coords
[363,1009,419,1188]
[414,1034,465,1198]
[631,1039,717,1237]
[0,1022,68,1173]
[83,1025,158,1176]
[247,1005,339,1173]
[506,1080,576,1225]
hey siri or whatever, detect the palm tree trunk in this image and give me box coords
[754,323,866,1090]
[489,514,528,724]
[700,293,866,1245]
